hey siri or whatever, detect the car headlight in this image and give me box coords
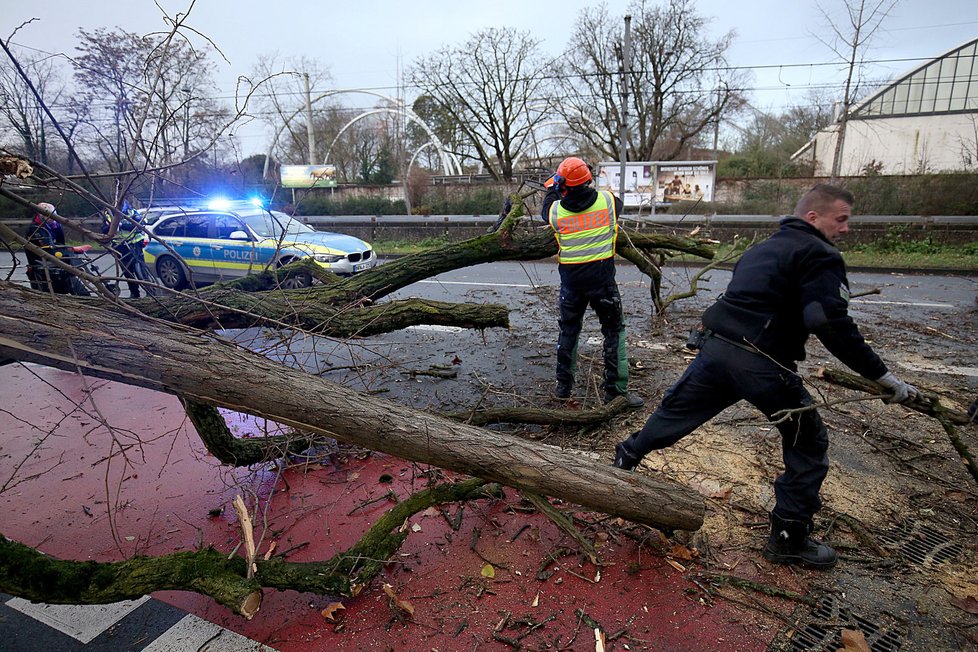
[314,253,345,263]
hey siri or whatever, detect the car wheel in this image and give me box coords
[156,255,187,290]
[277,258,312,289]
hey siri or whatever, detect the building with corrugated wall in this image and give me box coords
[792,38,978,175]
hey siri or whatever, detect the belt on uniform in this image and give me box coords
[705,330,764,356]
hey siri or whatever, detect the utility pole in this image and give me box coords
[618,15,632,208]
[397,52,412,215]
[181,87,191,159]
[713,86,721,158]
[304,72,316,165]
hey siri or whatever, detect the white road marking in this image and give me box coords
[417,280,534,288]
[6,596,149,643]
[414,281,958,308]
[143,614,276,651]
[898,361,978,377]
[852,299,955,309]
[406,325,465,333]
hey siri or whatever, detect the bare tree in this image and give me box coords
[556,0,747,163]
[817,0,900,182]
[71,26,228,174]
[249,54,333,166]
[409,27,556,180]
[724,91,834,176]
[957,114,978,170]
[0,45,69,166]
[407,94,472,172]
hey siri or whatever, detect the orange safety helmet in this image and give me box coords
[554,157,592,188]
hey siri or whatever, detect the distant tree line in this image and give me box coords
[1,0,968,213]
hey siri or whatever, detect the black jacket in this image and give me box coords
[540,186,560,223]
[701,217,887,379]
[25,216,66,265]
[545,186,624,289]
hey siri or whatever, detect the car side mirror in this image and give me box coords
[229,230,250,240]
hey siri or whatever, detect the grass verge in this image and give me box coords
[373,238,978,272]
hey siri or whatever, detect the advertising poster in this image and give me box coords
[280,164,337,188]
[654,162,716,204]
[595,162,655,208]
[596,161,717,207]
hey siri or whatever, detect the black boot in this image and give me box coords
[553,381,572,400]
[612,441,642,471]
[762,511,838,569]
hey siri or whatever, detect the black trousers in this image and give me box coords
[622,336,829,522]
[555,280,628,397]
[113,241,151,296]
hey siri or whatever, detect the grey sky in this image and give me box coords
[5,0,977,156]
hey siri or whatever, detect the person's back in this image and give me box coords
[704,212,885,380]
[544,156,641,408]
[551,184,618,290]
[701,217,833,366]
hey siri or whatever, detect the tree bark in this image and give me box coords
[137,290,509,334]
[442,395,639,427]
[0,282,705,532]
[181,398,316,466]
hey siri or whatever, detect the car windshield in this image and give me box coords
[240,210,315,239]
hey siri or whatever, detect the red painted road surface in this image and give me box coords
[1,364,790,650]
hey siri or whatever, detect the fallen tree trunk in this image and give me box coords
[183,396,640,466]
[0,282,705,532]
[136,291,509,334]
[443,395,639,427]
[289,215,715,306]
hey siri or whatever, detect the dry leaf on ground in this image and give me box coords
[836,628,871,652]
[320,602,345,621]
[382,583,415,617]
[950,594,978,614]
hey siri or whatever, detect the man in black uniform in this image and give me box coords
[543,157,642,408]
[612,184,918,568]
[102,201,152,298]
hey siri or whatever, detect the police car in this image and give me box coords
[143,200,376,290]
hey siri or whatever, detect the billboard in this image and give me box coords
[595,162,655,208]
[280,164,337,188]
[596,161,716,207]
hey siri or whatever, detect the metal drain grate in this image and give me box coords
[788,596,904,652]
[878,521,962,566]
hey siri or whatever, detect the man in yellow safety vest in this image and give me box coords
[545,156,643,408]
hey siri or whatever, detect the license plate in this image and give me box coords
[354,262,370,272]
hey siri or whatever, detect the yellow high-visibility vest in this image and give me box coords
[548,190,617,265]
